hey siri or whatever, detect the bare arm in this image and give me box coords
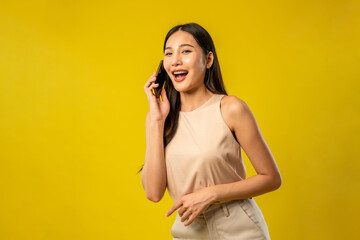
[141,71,170,202]
[211,96,282,202]
[141,112,167,202]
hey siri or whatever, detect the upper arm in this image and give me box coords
[145,111,150,146]
[144,111,151,163]
[221,96,281,185]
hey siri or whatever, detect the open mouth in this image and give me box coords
[173,71,188,81]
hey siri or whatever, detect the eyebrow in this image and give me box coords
[165,44,195,50]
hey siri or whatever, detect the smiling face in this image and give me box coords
[163,30,213,93]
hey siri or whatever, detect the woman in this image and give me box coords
[140,22,281,240]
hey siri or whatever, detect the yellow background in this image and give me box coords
[1,0,359,239]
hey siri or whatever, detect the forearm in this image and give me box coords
[210,174,281,203]
[141,121,167,201]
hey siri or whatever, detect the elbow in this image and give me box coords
[147,196,162,203]
[272,174,282,189]
[141,173,166,202]
[146,192,163,203]
[144,184,165,203]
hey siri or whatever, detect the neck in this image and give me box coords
[179,88,214,112]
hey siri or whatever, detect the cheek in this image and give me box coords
[184,56,204,70]
[183,57,198,66]
[163,61,171,75]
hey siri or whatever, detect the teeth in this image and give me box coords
[173,71,188,74]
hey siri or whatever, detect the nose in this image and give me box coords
[171,51,182,66]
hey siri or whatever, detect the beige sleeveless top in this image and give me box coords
[165,93,246,204]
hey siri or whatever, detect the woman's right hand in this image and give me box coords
[144,72,170,123]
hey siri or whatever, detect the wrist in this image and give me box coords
[208,185,220,204]
[150,120,164,128]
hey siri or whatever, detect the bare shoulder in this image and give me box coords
[220,95,252,131]
[221,95,249,112]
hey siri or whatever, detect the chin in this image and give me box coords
[174,85,197,94]
[170,76,198,93]
[172,86,186,92]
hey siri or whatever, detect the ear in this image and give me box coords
[206,51,214,69]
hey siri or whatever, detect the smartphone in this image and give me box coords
[152,60,167,98]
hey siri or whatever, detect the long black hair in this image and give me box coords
[137,23,228,174]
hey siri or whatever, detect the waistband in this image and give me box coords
[202,197,252,216]
[201,197,252,216]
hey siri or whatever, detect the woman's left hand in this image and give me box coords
[165,187,217,226]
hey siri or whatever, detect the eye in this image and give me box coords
[183,50,191,53]
[165,52,172,56]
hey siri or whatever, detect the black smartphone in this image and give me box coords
[152,60,167,98]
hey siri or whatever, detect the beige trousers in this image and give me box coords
[171,198,271,240]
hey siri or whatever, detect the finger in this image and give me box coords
[145,80,159,98]
[181,210,192,222]
[166,204,180,217]
[178,207,186,217]
[144,77,157,89]
[145,86,157,100]
[147,81,160,96]
[150,84,161,98]
[144,74,157,88]
[166,201,182,217]
[184,212,198,226]
[149,83,159,90]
